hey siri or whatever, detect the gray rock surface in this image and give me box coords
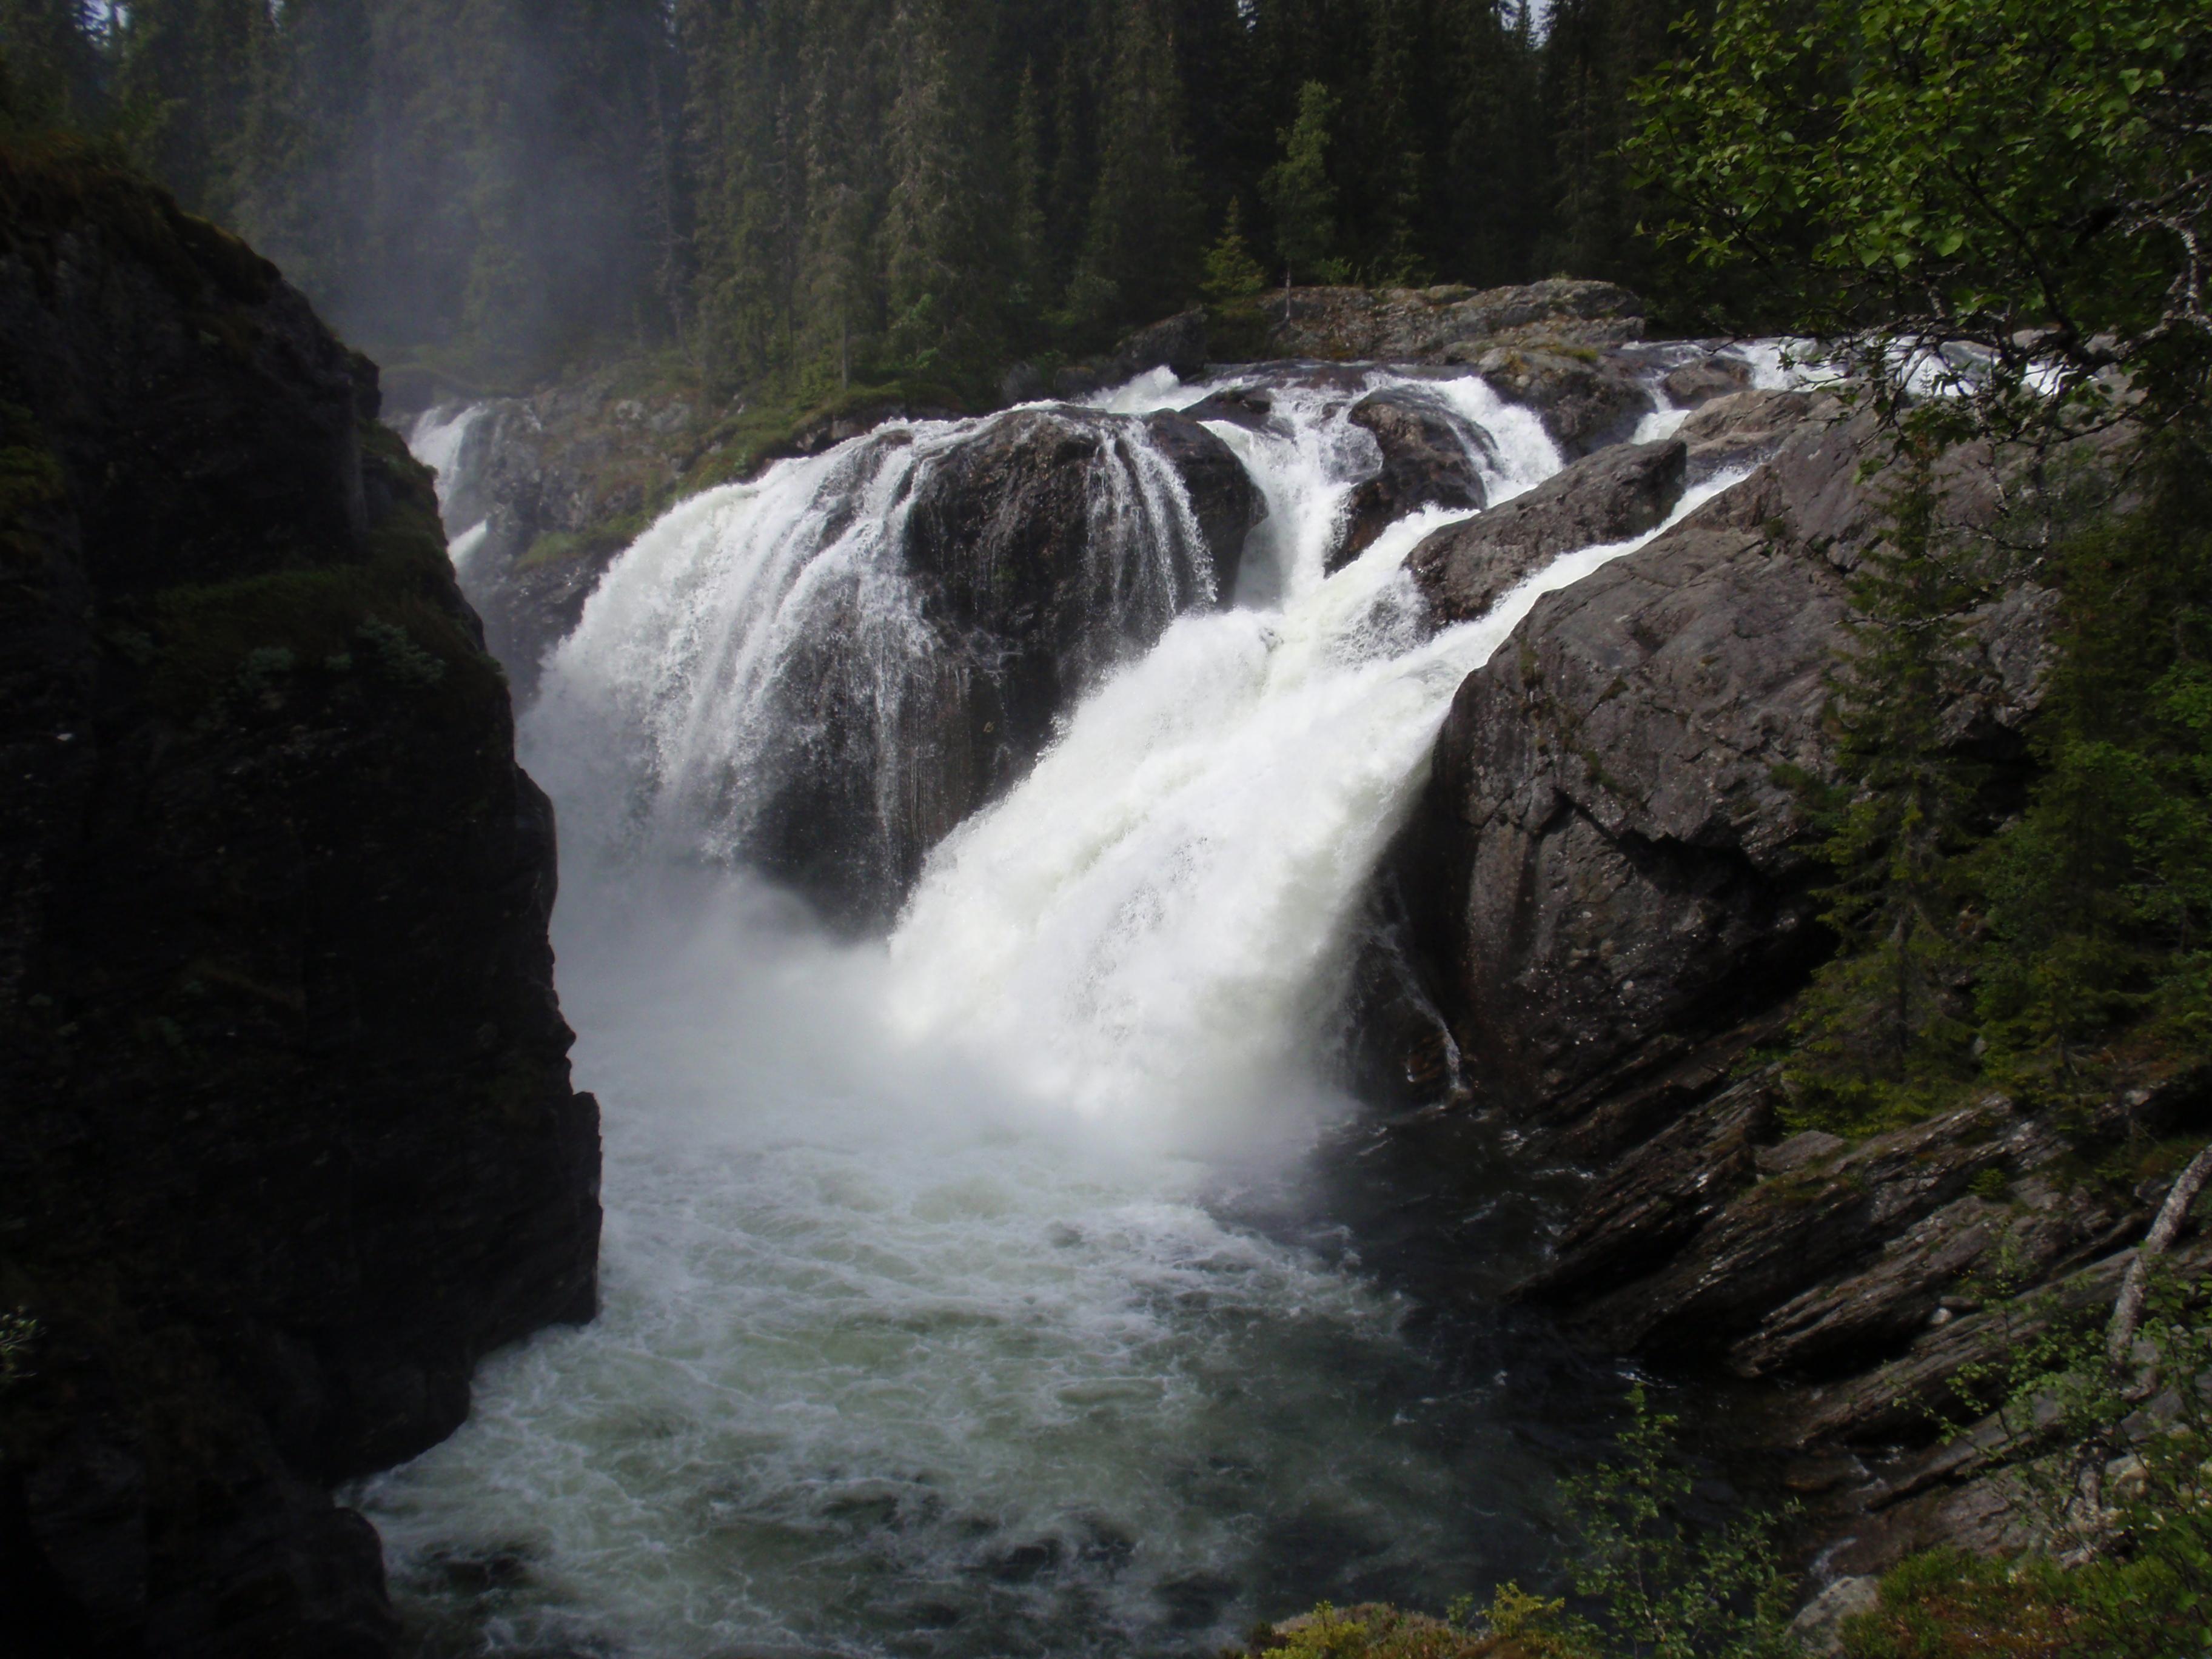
[1335,387,1492,571]
[1473,343,1653,456]
[1,144,598,1657]
[1259,278,1646,361]
[1789,1575,1882,1656]
[1402,465,1851,1119]
[746,406,1262,927]
[1405,438,1687,623]
[1661,355,1754,411]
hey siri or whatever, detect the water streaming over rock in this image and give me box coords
[364,372,1744,1658]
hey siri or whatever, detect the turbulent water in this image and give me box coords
[367,363,1757,1658]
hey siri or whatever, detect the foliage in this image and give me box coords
[1262,79,1344,289]
[1776,433,2212,1133]
[1204,196,1270,302]
[1251,1600,1510,1659]
[1274,1388,1800,1659]
[1779,440,2007,1134]
[1973,451,2212,1095]
[1840,1263,2212,1658]
[1630,0,2212,1130]
[0,1309,37,1389]
[1547,1386,1800,1659]
[1632,0,2212,431]
[3,1,1651,394]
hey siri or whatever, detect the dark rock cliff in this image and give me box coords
[1373,380,2207,1584]
[0,140,600,1654]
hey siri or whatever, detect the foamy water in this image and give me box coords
[363,369,1738,1656]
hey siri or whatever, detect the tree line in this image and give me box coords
[0,0,1696,395]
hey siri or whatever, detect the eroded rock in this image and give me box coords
[1261,277,1646,362]
[1405,438,1687,624]
[1335,387,1492,571]
[747,406,1262,926]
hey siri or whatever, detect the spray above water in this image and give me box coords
[363,369,1743,1657]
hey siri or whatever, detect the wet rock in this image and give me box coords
[1145,409,1271,569]
[1398,471,1850,1121]
[1111,308,1210,380]
[1475,343,1652,457]
[1520,1073,1775,1304]
[1182,383,1277,432]
[1757,1128,1848,1176]
[751,406,1261,927]
[1677,388,1826,484]
[1333,388,1492,571]
[1785,1241,2184,1449]
[1549,1098,2034,1353]
[1,145,597,1654]
[1661,354,1754,411]
[1000,360,1050,404]
[1405,438,1687,623]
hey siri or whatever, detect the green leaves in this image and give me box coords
[1629,0,2212,426]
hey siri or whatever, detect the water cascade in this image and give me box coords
[362,372,1748,1658]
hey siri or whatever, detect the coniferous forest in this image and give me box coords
[7,1,2212,1655]
[0,0,1681,395]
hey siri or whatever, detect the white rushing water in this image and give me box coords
[366,369,1741,1658]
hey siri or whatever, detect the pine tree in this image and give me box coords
[0,0,107,129]
[883,0,1000,377]
[1785,434,2001,1127]
[1201,196,1267,300]
[1260,78,1339,289]
[1008,60,1050,325]
[110,0,269,220]
[1070,0,1202,333]
[798,0,888,389]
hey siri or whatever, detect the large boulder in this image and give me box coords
[746,406,1263,925]
[1472,342,1652,457]
[0,142,598,1652]
[1394,391,2063,1138]
[1332,387,1492,571]
[1403,470,1851,1122]
[1406,438,1687,623]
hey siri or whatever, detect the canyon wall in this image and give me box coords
[0,141,600,1654]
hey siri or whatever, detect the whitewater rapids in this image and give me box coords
[364,367,1753,1657]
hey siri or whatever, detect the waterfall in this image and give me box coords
[409,402,494,541]
[360,369,1743,1658]
[531,408,1230,920]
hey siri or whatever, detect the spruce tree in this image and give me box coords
[1202,197,1269,300]
[0,0,107,129]
[1071,0,1202,333]
[1260,78,1339,289]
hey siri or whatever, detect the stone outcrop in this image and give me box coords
[0,141,599,1654]
[1390,390,2053,1142]
[1246,280,1655,456]
[1333,387,1491,571]
[745,406,1264,927]
[1396,457,1855,1127]
[1258,278,1646,361]
[1370,360,2190,1589]
[1406,438,1687,623]
[1470,342,1652,457]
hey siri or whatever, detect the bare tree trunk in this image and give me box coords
[2108,1141,2212,1369]
[2076,1139,2212,1535]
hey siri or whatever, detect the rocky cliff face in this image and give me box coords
[1374,375,2207,1586]
[0,140,600,1654]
